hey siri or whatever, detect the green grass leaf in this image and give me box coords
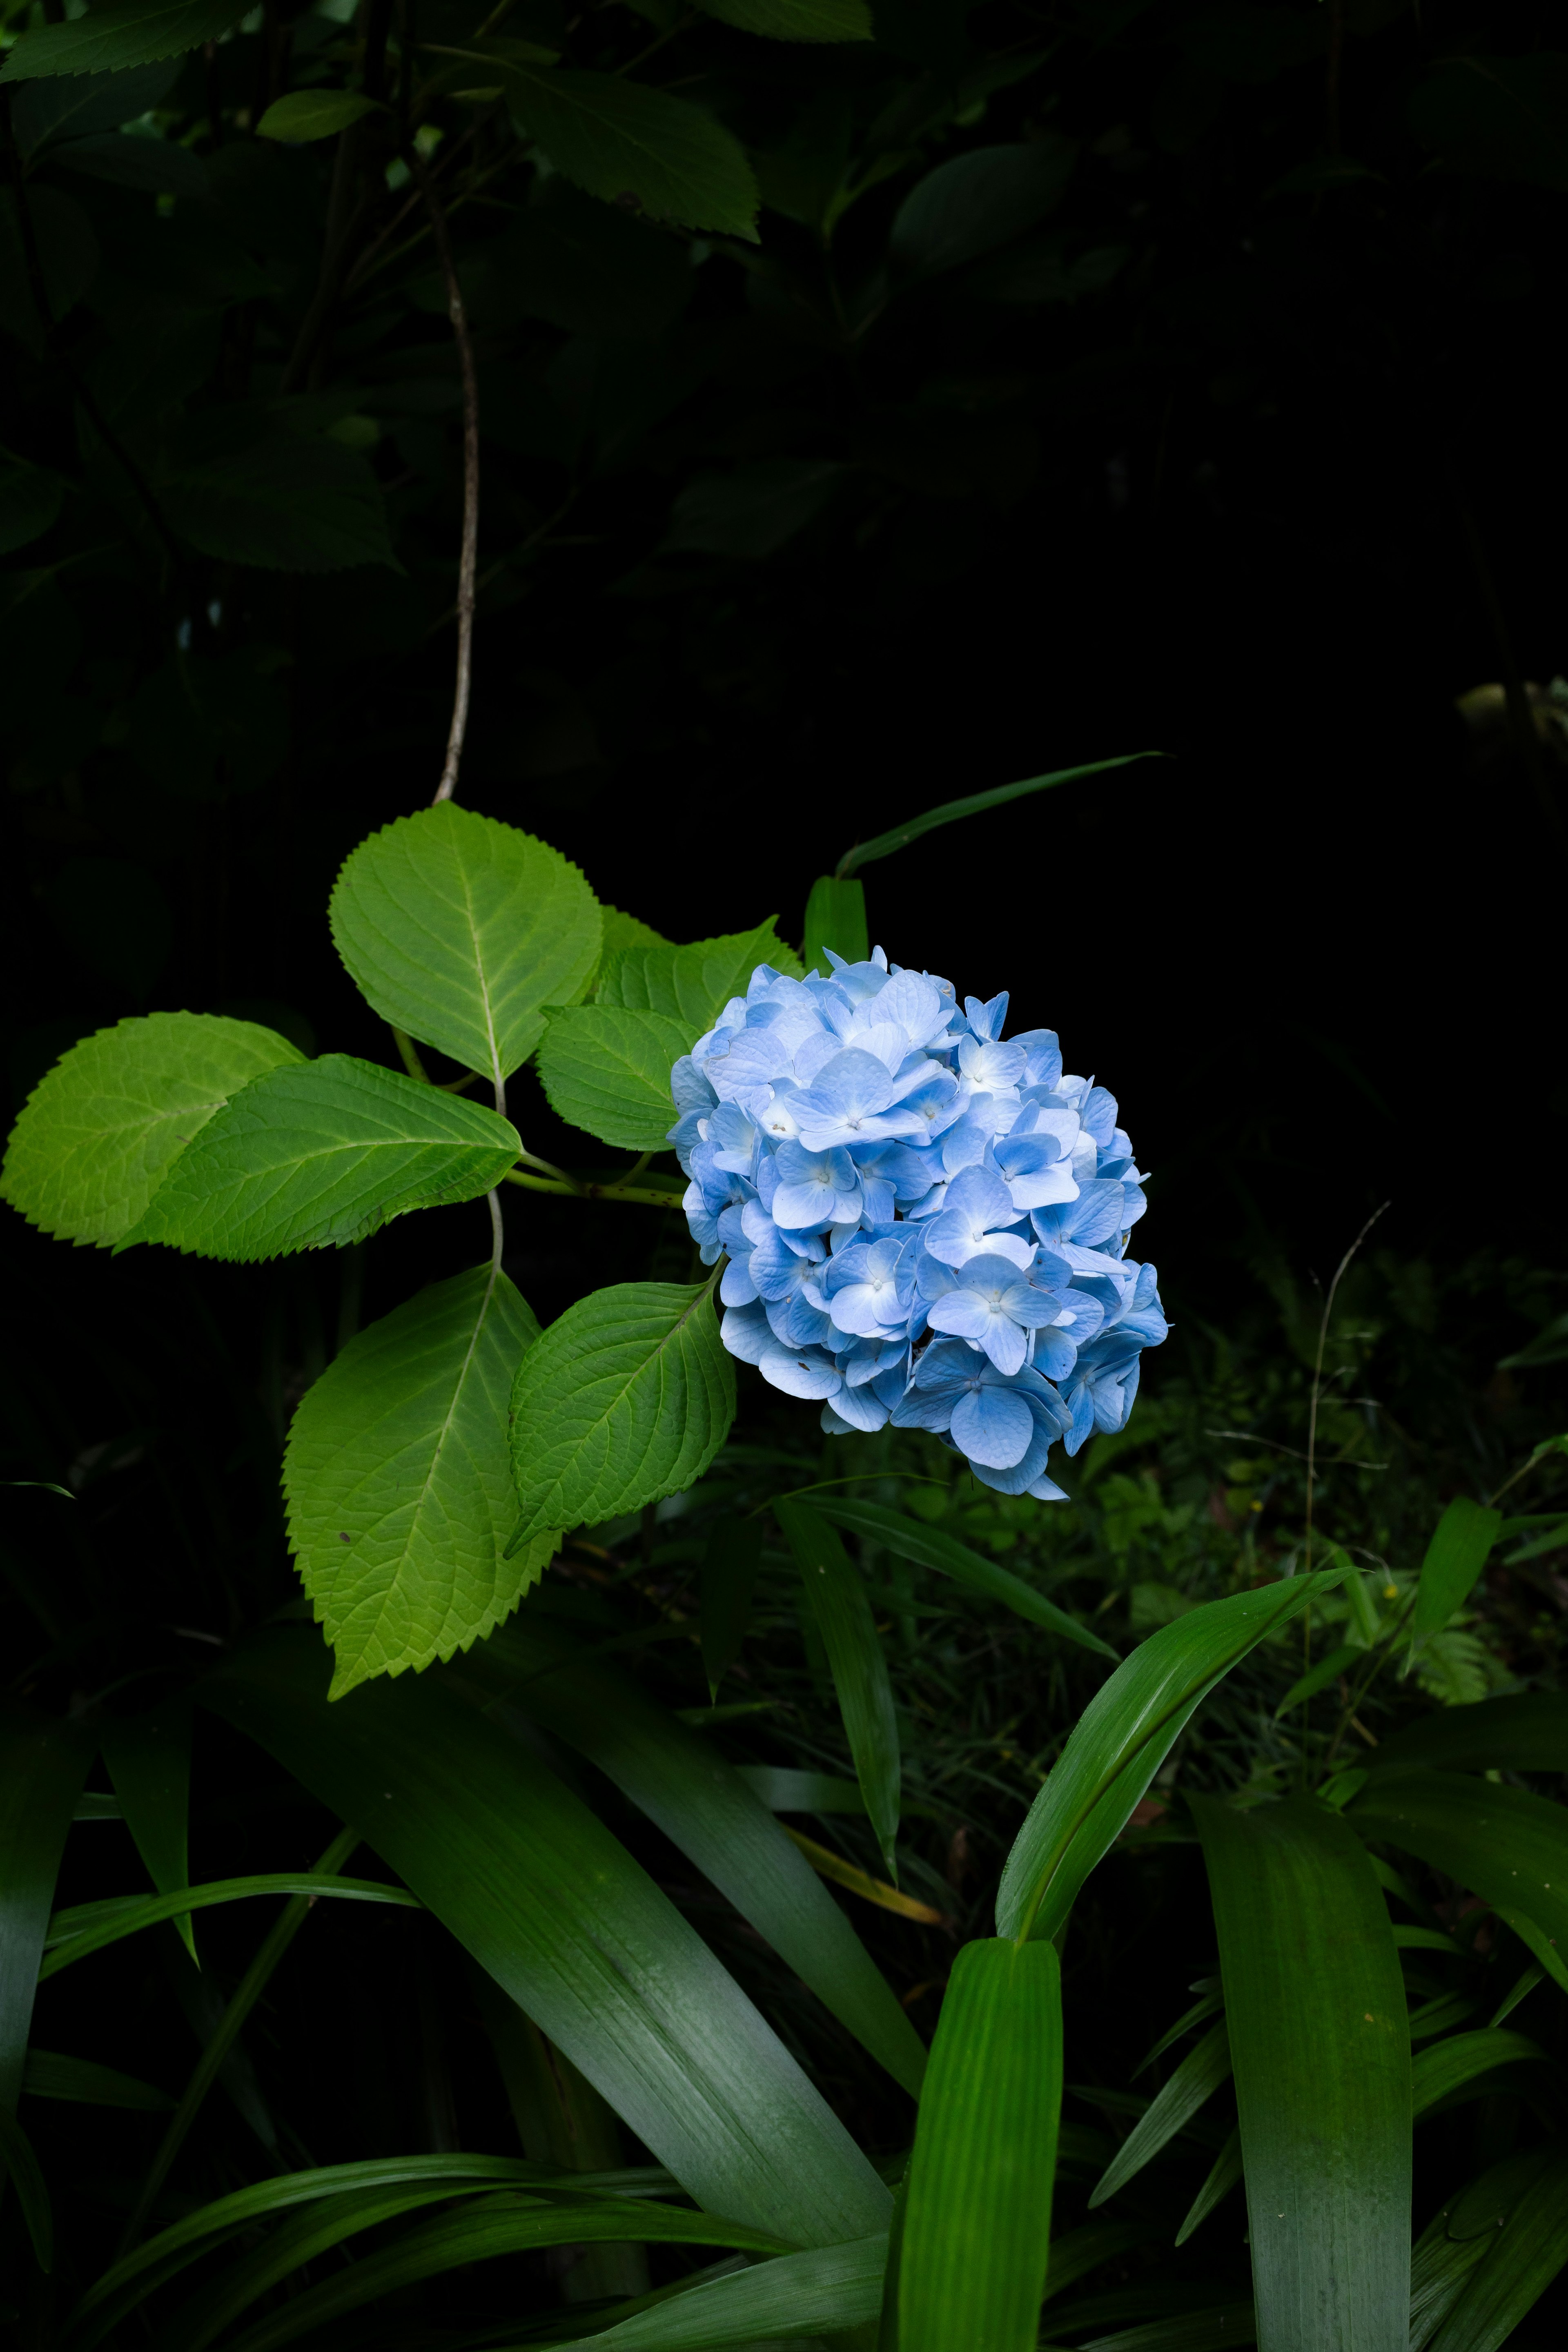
[834,755,1160,878]
[1176,2125,1243,2245]
[1412,1497,1502,1643]
[738,1764,865,1813]
[597,917,804,1028]
[536,1006,693,1149]
[329,807,601,1089]
[285,1264,556,1697]
[1088,2020,1232,2207]
[695,0,872,41]
[898,1937,1062,2352]
[128,1056,520,1260]
[586,2233,888,2346]
[814,1498,1119,1657]
[0,1012,303,1247]
[1427,2142,1568,2352]
[256,89,383,141]
[776,1499,901,1873]
[1370,1691,1568,1775]
[40,1872,421,1977]
[801,875,869,972]
[502,64,760,237]
[1411,2027,1547,2118]
[0,2105,52,2272]
[1191,1794,1411,2352]
[22,2049,174,2109]
[1274,1639,1361,1714]
[0,0,245,80]
[996,1572,1342,1942]
[100,1704,197,1962]
[1349,1770,1568,1990]
[0,1707,92,2112]
[508,1281,735,1547]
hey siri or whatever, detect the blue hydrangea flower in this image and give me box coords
[669,949,1166,1502]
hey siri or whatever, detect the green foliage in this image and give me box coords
[596,917,804,1025]
[536,1004,694,1148]
[777,1499,902,1873]
[802,874,869,971]
[0,0,248,80]
[500,64,761,237]
[256,91,385,144]
[1412,1496,1504,1643]
[100,1704,197,1961]
[696,0,873,44]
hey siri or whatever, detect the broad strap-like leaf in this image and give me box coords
[1370,1690,1568,1776]
[329,807,601,1088]
[596,918,804,1030]
[100,1704,197,1962]
[1411,1497,1502,1644]
[0,2105,52,2272]
[995,1572,1343,1942]
[1427,2142,1568,2352]
[1088,2021,1232,2207]
[815,1497,1118,1657]
[776,1500,901,1874]
[0,1706,92,2112]
[127,1056,520,1260]
[898,1937,1062,2352]
[1348,1771,1568,1987]
[199,1630,892,2247]
[695,0,871,40]
[1192,1794,1411,2352]
[536,1005,693,1149]
[584,2234,887,2347]
[508,1280,735,1547]
[1411,2027,1547,2117]
[500,62,760,238]
[22,2049,173,2109]
[738,1765,864,1813]
[0,0,245,80]
[284,1264,556,1697]
[802,875,868,972]
[0,1013,303,1247]
[834,755,1159,878]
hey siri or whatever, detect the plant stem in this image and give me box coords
[409,144,479,805]
[502,1170,683,1209]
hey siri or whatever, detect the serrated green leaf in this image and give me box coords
[1088,2020,1232,2207]
[128,1056,520,1262]
[536,1006,691,1149]
[597,917,804,1029]
[22,2049,174,2110]
[898,1937,1062,2352]
[329,808,601,1089]
[0,1013,304,1248]
[502,63,760,238]
[815,1498,1118,1657]
[694,0,872,40]
[508,1281,735,1545]
[588,2234,888,2347]
[776,1499,900,1874]
[596,904,669,973]
[0,0,246,81]
[1411,1497,1503,1642]
[101,1704,197,1963]
[256,89,384,141]
[1192,1795,1410,2352]
[285,1264,557,1697]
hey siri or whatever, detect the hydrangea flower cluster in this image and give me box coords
[668,950,1167,1501]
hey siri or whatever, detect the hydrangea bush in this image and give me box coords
[672,949,1168,1498]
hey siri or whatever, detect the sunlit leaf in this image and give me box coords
[536,1006,692,1148]
[596,918,804,1028]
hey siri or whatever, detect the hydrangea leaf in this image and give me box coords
[0,1013,304,1249]
[0,0,247,82]
[594,904,668,981]
[694,0,872,41]
[285,1264,558,1698]
[597,918,804,1032]
[127,1057,520,1261]
[535,1007,692,1150]
[499,64,760,239]
[508,1281,735,1546]
[330,807,600,1089]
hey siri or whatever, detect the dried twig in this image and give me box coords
[408,145,479,805]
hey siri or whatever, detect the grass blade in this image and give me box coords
[780,1826,946,1922]
[833,755,1160,877]
[0,2103,52,2271]
[1428,2143,1568,2352]
[814,1497,1118,1657]
[777,1499,901,1875]
[39,1870,420,1977]
[583,2234,887,2346]
[0,1705,91,2110]
[1348,1771,1568,1988]
[737,1765,865,1813]
[100,1703,197,1964]
[898,1937,1062,2352]
[1410,1497,1502,1644]
[1411,2028,1546,2118]
[1191,1793,1411,2352]
[1071,2311,1255,2350]
[22,2050,173,2110]
[1088,2021,1231,2207]
[1175,2126,1243,2246]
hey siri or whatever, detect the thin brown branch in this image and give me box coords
[408,144,479,805]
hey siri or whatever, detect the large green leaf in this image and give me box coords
[40,1872,422,1977]
[501,62,760,238]
[0,1013,303,1247]
[1370,1691,1568,1775]
[0,0,245,80]
[200,1630,892,2246]
[585,2234,888,2346]
[995,1573,1342,1942]
[284,1264,556,1698]
[1349,1771,1568,1983]
[801,875,869,973]
[461,1617,926,2094]
[1088,2021,1232,2207]
[597,918,804,1030]
[834,755,1159,878]
[815,1498,1118,1658]
[898,1937,1062,2352]
[508,1281,735,1547]
[100,1704,197,1962]
[695,0,872,41]
[776,1500,901,1874]
[127,1056,520,1260]
[536,1006,693,1149]
[0,1707,92,2112]
[1427,2142,1568,2352]
[1192,1795,1410,2352]
[328,807,601,1089]
[22,2049,174,2109]
[1411,1497,1502,1644]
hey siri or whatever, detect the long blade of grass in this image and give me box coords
[1175,2126,1243,2246]
[39,1871,420,1977]
[1411,2028,1546,2118]
[898,1937,1062,2352]
[1070,2312,1255,2350]
[1348,1771,1568,1987]
[776,1499,901,1875]
[1410,1498,1503,1644]
[0,1705,92,2111]
[1369,1692,1568,1775]
[814,1497,1118,1658]
[579,2237,888,2346]
[780,1826,946,1922]
[100,1703,198,1964]
[1428,2142,1568,2352]
[996,1574,1342,1942]
[833,755,1160,878]
[22,2050,174,2110]
[199,1628,891,2247]
[0,2104,52,2272]
[1087,2021,1231,2208]
[1191,1793,1411,2352]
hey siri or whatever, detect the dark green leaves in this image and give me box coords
[101,1705,197,1963]
[508,1281,735,1546]
[898,1938,1062,2352]
[588,2235,889,2346]
[0,0,247,81]
[0,1708,91,2111]
[536,1007,693,1148]
[815,1497,1118,1657]
[889,140,1076,283]
[0,456,65,555]
[834,755,1160,878]
[129,1057,520,1260]
[161,433,396,572]
[257,91,385,143]
[1371,1691,1568,1775]
[1089,2021,1232,2208]
[0,1013,304,1248]
[500,63,760,238]
[1409,55,1568,193]
[1193,1795,1410,2352]
[699,1512,763,1695]
[285,1264,555,1697]
[1426,2142,1568,2352]
[0,2105,52,2272]
[329,808,601,1089]
[1410,1497,1503,1643]
[776,1500,900,1873]
[1349,1772,1568,1987]
[695,0,873,42]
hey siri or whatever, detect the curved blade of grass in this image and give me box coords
[1274,1642,1360,1716]
[100,1703,197,1964]
[584,2233,888,2347]
[1370,1692,1568,1775]
[0,2104,51,2271]
[1411,2028,1546,2118]
[1428,2142,1568,2352]
[780,1826,946,1923]
[1042,2218,1159,2301]
[997,1574,1342,1942]
[200,1629,891,2247]
[1072,2311,1255,2350]
[898,1937,1062,2352]
[1175,2125,1243,2246]
[1191,1793,1410,2352]
[777,1499,900,1874]
[814,1498,1118,1658]
[22,2050,173,2110]
[833,755,1160,878]
[40,1871,420,1978]
[1088,2021,1231,2208]
[0,1706,92,2111]
[1348,1771,1568,1984]
[1135,1989,1224,2077]
[1411,1498,1502,1644]
[1410,2207,1492,2352]
[737,1766,865,1813]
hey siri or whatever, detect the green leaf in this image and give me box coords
[700,1511,763,1696]
[814,1498,1119,1658]
[0,0,246,80]
[0,1707,92,2111]
[464,1616,927,2094]
[1409,55,1568,194]
[1275,1640,1361,1714]
[40,1873,422,1978]
[502,63,760,237]
[0,2105,52,2272]
[1411,2027,1546,2118]
[508,1281,735,1548]
[1428,2142,1568,2351]
[835,755,1161,878]
[22,2049,174,2109]
[1348,1771,1568,1989]
[0,1013,304,1248]
[100,1703,198,1963]
[776,1500,901,1874]
[1041,2217,1158,2301]
[596,904,669,971]
[285,1264,555,1698]
[889,140,1076,283]
[256,89,384,141]
[1411,1497,1503,1643]
[1070,2314,1256,2350]
[9,58,179,153]
[49,128,209,196]
[536,1006,693,1149]
[737,1765,864,1813]
[162,434,396,572]
[329,807,601,1089]
[1088,2021,1232,2207]
[1191,1795,1410,2352]
[1176,2125,1243,2245]
[694,0,872,42]
[127,1056,521,1261]
[996,1573,1342,1942]
[898,1938,1061,2352]
[200,1628,893,2245]
[0,457,65,555]
[586,2234,888,2347]
[1371,1691,1568,1775]
[802,875,869,973]
[597,918,804,1028]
